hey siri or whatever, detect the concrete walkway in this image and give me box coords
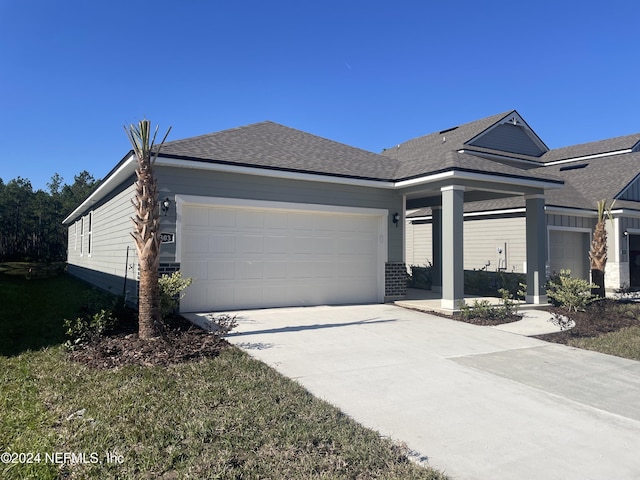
[185,304,640,480]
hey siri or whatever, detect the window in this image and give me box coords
[80,217,84,256]
[87,211,93,256]
[74,220,79,250]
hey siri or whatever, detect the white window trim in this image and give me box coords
[80,217,85,256]
[87,211,93,257]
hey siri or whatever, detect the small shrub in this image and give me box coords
[459,299,495,320]
[206,314,238,337]
[159,271,194,318]
[63,291,134,348]
[549,312,574,331]
[546,269,597,312]
[498,288,519,317]
[64,309,117,346]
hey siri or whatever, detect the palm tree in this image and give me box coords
[124,119,171,340]
[589,199,614,298]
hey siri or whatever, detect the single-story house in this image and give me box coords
[64,110,639,312]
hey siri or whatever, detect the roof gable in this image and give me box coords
[465,111,548,157]
[381,111,518,178]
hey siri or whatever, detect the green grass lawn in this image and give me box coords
[1,271,446,479]
[569,325,640,361]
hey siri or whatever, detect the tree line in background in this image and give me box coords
[0,171,99,262]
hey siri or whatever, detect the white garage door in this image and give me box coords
[179,201,385,312]
[549,230,589,280]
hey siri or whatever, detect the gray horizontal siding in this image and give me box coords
[405,216,527,273]
[67,181,140,299]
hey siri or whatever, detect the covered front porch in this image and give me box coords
[396,151,563,312]
[395,288,551,316]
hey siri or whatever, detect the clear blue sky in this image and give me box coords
[2,0,640,191]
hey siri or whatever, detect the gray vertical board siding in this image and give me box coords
[619,176,640,201]
[546,214,595,230]
[155,166,404,262]
[468,124,545,157]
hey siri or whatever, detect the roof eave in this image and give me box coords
[62,152,136,225]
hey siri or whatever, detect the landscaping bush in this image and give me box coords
[546,269,597,312]
[463,269,525,296]
[159,271,193,318]
[63,290,130,347]
[407,263,432,289]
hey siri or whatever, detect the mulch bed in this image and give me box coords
[67,316,229,369]
[535,299,640,344]
[455,314,521,326]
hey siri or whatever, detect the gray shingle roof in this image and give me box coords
[535,152,640,208]
[380,111,516,179]
[541,134,640,163]
[159,121,400,181]
[158,117,557,185]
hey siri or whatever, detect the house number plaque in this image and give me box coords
[160,233,175,244]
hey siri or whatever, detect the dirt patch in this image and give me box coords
[68,316,229,369]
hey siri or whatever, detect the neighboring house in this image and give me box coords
[400,112,640,294]
[64,111,580,313]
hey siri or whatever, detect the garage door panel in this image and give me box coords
[180,204,382,311]
[549,230,588,280]
[210,208,237,228]
[264,236,288,254]
[208,261,234,280]
[237,210,265,229]
[289,237,314,254]
[237,236,264,254]
[264,262,288,279]
[183,233,209,254]
[183,261,208,281]
[209,234,235,254]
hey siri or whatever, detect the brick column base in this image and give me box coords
[385,262,407,301]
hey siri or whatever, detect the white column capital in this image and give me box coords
[441,185,465,193]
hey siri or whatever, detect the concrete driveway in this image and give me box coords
[186,304,640,480]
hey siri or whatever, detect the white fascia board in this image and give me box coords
[155,156,396,189]
[409,207,526,223]
[609,208,640,219]
[543,149,633,166]
[394,169,562,190]
[62,153,136,224]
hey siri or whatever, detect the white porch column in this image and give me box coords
[431,206,442,293]
[525,194,547,304]
[441,186,464,310]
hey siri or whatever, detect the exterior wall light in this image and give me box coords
[392,212,400,227]
[161,197,171,216]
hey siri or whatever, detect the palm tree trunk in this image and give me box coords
[591,268,605,298]
[125,119,171,340]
